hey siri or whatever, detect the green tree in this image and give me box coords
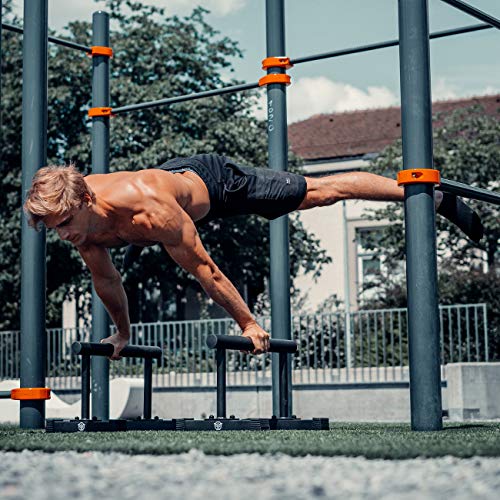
[363,105,499,271]
[0,0,330,329]
[1,1,24,330]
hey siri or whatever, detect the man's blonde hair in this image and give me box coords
[24,164,94,228]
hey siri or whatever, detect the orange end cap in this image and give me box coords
[88,107,113,117]
[258,74,291,87]
[262,56,293,70]
[397,169,441,186]
[11,388,51,401]
[90,46,113,58]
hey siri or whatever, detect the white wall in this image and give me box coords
[295,159,391,311]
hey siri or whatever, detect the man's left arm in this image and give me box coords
[161,212,270,353]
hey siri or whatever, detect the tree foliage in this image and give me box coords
[363,105,500,271]
[360,105,500,358]
[0,0,330,329]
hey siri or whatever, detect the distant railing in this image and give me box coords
[0,304,489,389]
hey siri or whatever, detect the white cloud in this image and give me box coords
[253,76,398,123]
[432,77,459,101]
[431,78,499,102]
[160,0,246,16]
[481,86,499,95]
[10,0,245,32]
[11,0,108,31]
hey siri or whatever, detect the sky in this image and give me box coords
[9,0,500,123]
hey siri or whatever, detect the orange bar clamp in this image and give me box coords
[397,168,441,186]
[258,74,291,87]
[88,107,113,117]
[260,56,292,87]
[11,388,51,400]
[89,46,113,57]
[262,56,293,70]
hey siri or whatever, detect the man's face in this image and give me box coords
[43,203,91,247]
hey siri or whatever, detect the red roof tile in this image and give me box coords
[288,94,500,161]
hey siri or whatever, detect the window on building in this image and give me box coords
[356,228,384,297]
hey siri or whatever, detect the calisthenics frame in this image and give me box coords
[6,0,500,429]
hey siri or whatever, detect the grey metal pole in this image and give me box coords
[398,0,443,431]
[342,201,352,371]
[440,0,500,30]
[112,82,259,115]
[265,0,292,418]
[20,0,48,430]
[90,11,111,420]
[439,178,500,205]
[1,23,92,52]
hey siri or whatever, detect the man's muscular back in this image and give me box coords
[83,168,211,248]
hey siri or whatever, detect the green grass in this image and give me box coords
[1,422,500,459]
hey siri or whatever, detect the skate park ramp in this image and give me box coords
[0,378,144,423]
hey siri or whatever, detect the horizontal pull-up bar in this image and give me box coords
[72,341,163,359]
[111,81,260,115]
[291,23,492,65]
[440,0,500,30]
[1,22,92,53]
[109,23,491,116]
[439,178,500,205]
[206,334,298,353]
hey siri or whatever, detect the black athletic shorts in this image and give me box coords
[158,153,307,224]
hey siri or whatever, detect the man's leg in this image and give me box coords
[297,171,483,243]
[297,171,404,209]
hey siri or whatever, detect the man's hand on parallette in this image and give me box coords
[100,333,130,360]
[241,322,270,354]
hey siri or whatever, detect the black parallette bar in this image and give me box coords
[440,179,500,206]
[278,352,288,417]
[290,24,491,65]
[81,354,90,420]
[0,391,12,399]
[143,358,152,419]
[206,334,297,353]
[1,22,91,52]
[216,348,226,418]
[440,0,500,30]
[112,81,260,115]
[72,342,162,359]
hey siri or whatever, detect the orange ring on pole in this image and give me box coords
[11,388,51,400]
[90,46,113,58]
[258,74,291,87]
[262,56,293,70]
[397,169,441,186]
[88,107,113,117]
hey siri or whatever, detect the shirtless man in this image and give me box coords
[23,153,483,359]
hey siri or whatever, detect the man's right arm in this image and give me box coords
[78,245,131,357]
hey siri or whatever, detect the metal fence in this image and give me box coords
[0,303,489,390]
